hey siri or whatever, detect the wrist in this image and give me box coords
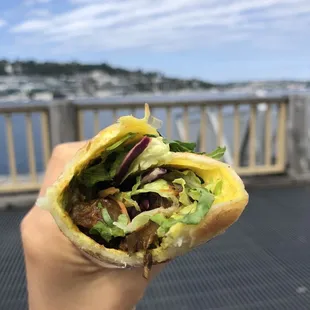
[26,258,144,310]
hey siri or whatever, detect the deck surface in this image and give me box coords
[1,186,310,310]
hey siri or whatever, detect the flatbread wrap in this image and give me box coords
[38,104,249,278]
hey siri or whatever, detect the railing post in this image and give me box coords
[48,100,78,148]
[287,95,310,180]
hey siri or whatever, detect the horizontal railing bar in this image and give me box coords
[235,165,284,176]
[0,96,290,113]
[0,183,42,193]
[0,105,49,113]
[75,96,289,110]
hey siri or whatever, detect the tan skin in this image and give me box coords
[21,142,166,310]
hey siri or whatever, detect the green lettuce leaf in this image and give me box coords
[162,138,226,161]
[132,175,142,191]
[101,208,113,226]
[181,188,214,224]
[151,188,214,235]
[113,208,176,233]
[163,139,197,152]
[161,135,226,161]
[177,202,197,215]
[116,192,141,211]
[89,221,125,242]
[204,146,226,160]
[105,132,137,151]
[90,213,129,242]
[172,178,191,205]
[125,137,172,178]
[181,170,203,188]
[188,189,201,201]
[150,213,176,236]
[109,151,127,177]
[211,180,223,196]
[164,170,202,188]
[97,185,214,241]
[117,214,130,226]
[205,179,223,196]
[78,133,137,187]
[131,179,179,206]
[78,164,112,187]
[114,175,142,211]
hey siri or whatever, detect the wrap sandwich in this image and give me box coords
[38,104,249,278]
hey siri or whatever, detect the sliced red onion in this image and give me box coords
[141,168,167,185]
[140,199,150,211]
[115,136,151,184]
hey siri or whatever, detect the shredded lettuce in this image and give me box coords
[172,178,191,205]
[125,137,172,178]
[131,179,179,206]
[150,214,176,237]
[96,184,214,240]
[113,175,142,211]
[181,170,203,188]
[163,139,196,152]
[204,146,226,160]
[162,138,226,161]
[115,170,215,237]
[132,175,141,191]
[116,192,141,211]
[90,221,124,242]
[105,133,137,151]
[79,132,226,188]
[78,133,137,187]
[102,208,113,226]
[151,188,214,235]
[89,212,130,242]
[109,152,127,176]
[113,208,176,233]
[82,132,223,244]
[178,202,197,215]
[78,164,112,187]
[181,188,214,224]
[188,188,201,201]
[164,170,202,188]
[163,139,226,159]
[117,214,130,226]
[206,179,223,196]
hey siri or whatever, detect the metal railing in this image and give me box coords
[0,95,309,195]
[0,104,51,193]
[76,97,289,176]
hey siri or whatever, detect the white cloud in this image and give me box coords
[0,19,6,27]
[263,1,310,18]
[28,9,50,17]
[8,0,310,52]
[69,0,103,3]
[12,20,49,32]
[24,0,51,5]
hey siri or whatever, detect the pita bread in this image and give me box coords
[38,105,249,268]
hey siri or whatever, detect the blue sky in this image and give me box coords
[0,0,310,82]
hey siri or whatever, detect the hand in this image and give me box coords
[21,142,165,310]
